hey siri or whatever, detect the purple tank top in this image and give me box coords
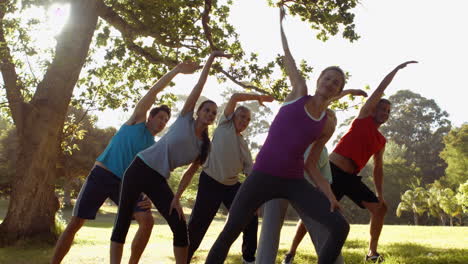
[253,95,327,179]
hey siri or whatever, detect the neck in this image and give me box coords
[146,122,158,136]
[194,119,208,138]
[306,94,329,116]
[373,118,382,129]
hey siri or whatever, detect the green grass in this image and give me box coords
[0,199,467,264]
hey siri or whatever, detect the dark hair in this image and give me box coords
[149,105,171,118]
[378,98,392,106]
[318,66,346,92]
[196,100,217,164]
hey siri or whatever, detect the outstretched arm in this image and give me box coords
[358,61,417,118]
[169,162,201,220]
[126,61,201,125]
[326,89,368,105]
[180,50,231,116]
[224,93,275,117]
[280,7,308,102]
[304,110,339,212]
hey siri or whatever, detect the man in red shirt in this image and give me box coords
[329,61,417,262]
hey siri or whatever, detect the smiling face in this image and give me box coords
[233,107,251,133]
[315,69,345,99]
[196,101,218,125]
[373,99,391,125]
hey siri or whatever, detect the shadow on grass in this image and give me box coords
[285,239,468,264]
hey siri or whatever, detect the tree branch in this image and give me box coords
[123,37,178,67]
[216,67,272,97]
[0,1,25,128]
[202,0,215,50]
[96,0,185,49]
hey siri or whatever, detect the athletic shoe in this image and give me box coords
[242,258,255,264]
[365,253,384,263]
[282,253,294,264]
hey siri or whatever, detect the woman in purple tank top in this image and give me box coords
[205,8,357,264]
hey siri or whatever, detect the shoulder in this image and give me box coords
[282,95,310,107]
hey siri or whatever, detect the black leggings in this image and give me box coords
[188,171,258,263]
[205,170,349,264]
[111,157,188,247]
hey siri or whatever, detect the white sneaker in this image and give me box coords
[242,258,255,264]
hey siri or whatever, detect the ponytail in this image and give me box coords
[197,128,211,164]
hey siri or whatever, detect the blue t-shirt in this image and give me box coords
[96,122,155,179]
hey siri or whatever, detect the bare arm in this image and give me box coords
[181,51,231,116]
[126,61,201,125]
[326,89,368,105]
[372,147,385,199]
[224,93,275,117]
[169,162,201,220]
[304,111,340,211]
[358,61,417,118]
[280,7,308,102]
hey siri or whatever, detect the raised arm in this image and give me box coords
[304,110,339,212]
[180,51,231,116]
[280,7,308,102]
[358,61,417,118]
[224,93,275,117]
[126,61,201,125]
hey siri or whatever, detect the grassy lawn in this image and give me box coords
[0,199,467,264]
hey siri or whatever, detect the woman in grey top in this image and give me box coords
[172,93,274,264]
[110,50,230,264]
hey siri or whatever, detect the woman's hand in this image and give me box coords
[176,61,202,74]
[211,50,232,58]
[169,196,185,221]
[136,195,152,210]
[257,95,275,106]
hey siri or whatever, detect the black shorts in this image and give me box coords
[330,162,379,209]
[72,165,147,219]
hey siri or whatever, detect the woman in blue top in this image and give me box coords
[110,50,231,264]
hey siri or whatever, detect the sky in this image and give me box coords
[4,1,467,147]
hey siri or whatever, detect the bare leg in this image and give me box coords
[50,216,85,264]
[174,246,188,264]
[362,201,387,256]
[286,220,307,257]
[129,211,154,264]
[110,241,124,264]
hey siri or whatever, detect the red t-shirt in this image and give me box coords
[333,116,386,173]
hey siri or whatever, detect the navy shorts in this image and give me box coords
[72,165,147,219]
[330,162,379,209]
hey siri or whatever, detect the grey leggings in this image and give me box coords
[205,171,349,264]
[257,199,345,264]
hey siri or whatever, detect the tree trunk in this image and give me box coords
[413,212,419,225]
[440,214,446,226]
[0,0,98,246]
[449,216,453,226]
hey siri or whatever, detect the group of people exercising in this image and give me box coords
[50,7,416,264]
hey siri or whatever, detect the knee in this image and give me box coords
[173,219,189,247]
[331,216,350,239]
[135,212,154,230]
[67,217,85,233]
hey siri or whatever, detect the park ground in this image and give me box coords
[0,199,467,264]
